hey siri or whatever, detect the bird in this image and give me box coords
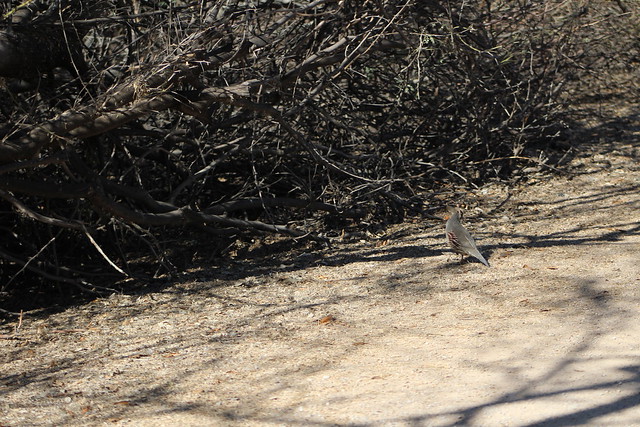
[445,206,490,267]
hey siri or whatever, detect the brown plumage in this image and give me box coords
[445,206,490,267]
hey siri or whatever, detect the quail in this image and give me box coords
[445,206,490,267]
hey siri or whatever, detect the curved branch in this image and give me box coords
[86,185,318,238]
[0,189,86,230]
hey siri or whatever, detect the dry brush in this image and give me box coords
[0,0,634,311]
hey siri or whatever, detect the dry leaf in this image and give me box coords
[318,315,335,324]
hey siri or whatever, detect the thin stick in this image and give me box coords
[4,236,57,289]
[16,310,23,332]
[83,226,128,277]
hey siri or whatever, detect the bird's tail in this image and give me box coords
[470,249,490,267]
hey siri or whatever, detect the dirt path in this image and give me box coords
[2,136,640,426]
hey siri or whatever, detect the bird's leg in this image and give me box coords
[459,254,464,264]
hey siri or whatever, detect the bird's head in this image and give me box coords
[445,206,463,220]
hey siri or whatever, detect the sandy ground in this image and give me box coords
[1,134,640,425]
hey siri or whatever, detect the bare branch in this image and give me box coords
[0,189,86,230]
